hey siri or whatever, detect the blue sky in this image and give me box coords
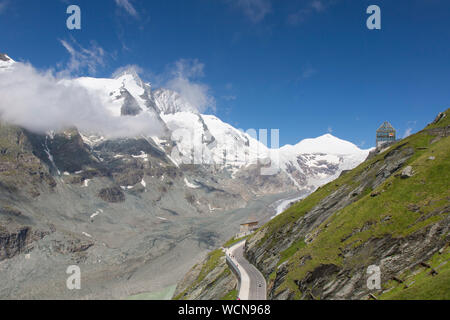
[1,0,449,148]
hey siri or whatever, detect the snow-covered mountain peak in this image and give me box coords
[72,69,156,118]
[72,70,199,120]
[0,53,12,62]
[7,58,369,190]
[0,53,15,70]
[113,67,146,89]
[281,133,364,155]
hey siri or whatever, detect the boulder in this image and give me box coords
[401,166,414,178]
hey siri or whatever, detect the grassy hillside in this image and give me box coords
[173,248,238,300]
[246,109,449,299]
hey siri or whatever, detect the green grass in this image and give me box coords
[223,235,249,248]
[173,249,225,300]
[221,289,238,300]
[197,249,224,283]
[174,233,250,300]
[251,185,335,250]
[269,271,277,281]
[278,239,306,266]
[379,248,450,300]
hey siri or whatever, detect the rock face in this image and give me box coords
[431,112,446,125]
[0,222,50,262]
[97,187,126,203]
[0,226,31,261]
[120,89,143,116]
[0,53,10,62]
[0,123,57,197]
[173,249,238,300]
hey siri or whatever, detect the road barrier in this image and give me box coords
[225,239,247,299]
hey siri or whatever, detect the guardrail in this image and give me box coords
[224,240,246,298]
[226,254,241,289]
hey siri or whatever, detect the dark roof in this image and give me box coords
[376,121,396,132]
[240,219,258,225]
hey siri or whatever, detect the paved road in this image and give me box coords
[226,241,266,300]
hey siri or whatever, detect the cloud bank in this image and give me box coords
[164,59,216,113]
[0,63,163,138]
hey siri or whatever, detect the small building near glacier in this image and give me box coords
[239,218,259,234]
[376,121,396,147]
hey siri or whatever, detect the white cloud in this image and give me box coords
[403,128,413,138]
[112,64,143,78]
[115,0,138,18]
[327,126,333,133]
[230,0,272,23]
[166,78,216,114]
[402,121,417,138]
[164,59,216,113]
[0,62,163,138]
[59,39,106,76]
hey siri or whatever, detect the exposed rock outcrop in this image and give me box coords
[400,166,414,178]
[173,249,238,300]
[0,224,50,261]
[97,186,126,203]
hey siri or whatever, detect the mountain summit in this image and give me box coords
[67,68,371,191]
[0,53,14,69]
[0,53,11,61]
